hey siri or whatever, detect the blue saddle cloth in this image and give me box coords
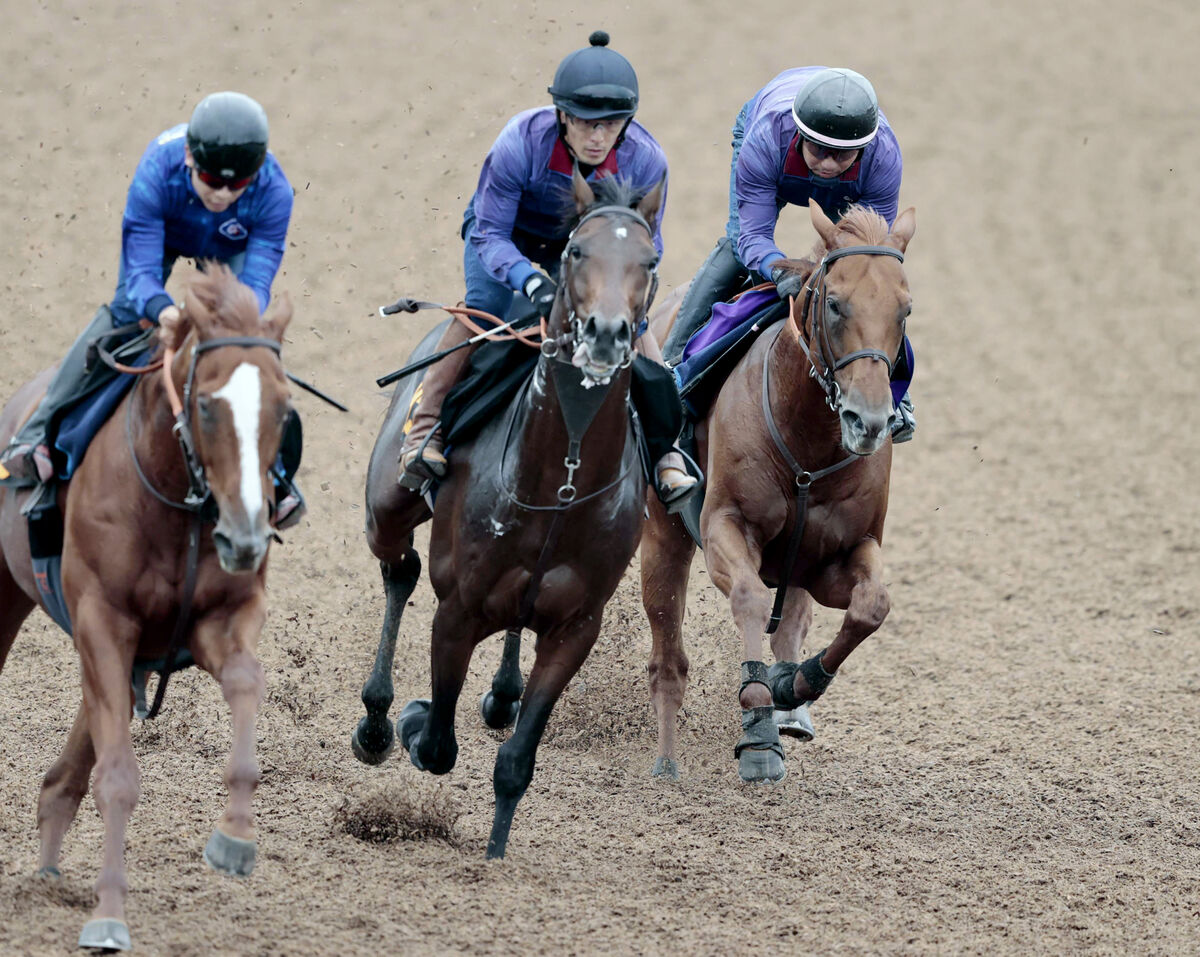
[53,349,153,481]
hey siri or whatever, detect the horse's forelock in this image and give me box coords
[806,204,892,260]
[562,175,645,232]
[187,264,263,337]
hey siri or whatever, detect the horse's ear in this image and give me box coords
[572,163,596,213]
[890,206,916,252]
[808,199,838,248]
[635,175,667,235]
[260,292,294,342]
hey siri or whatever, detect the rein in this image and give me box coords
[760,243,902,634]
[129,334,283,719]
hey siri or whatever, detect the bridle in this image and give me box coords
[543,203,659,366]
[793,243,904,413]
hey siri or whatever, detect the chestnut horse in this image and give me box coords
[353,172,661,857]
[641,200,916,783]
[0,265,294,951]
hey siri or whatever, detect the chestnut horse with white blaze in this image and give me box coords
[641,200,916,783]
[0,265,294,952]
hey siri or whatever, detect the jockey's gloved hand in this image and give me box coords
[770,263,806,302]
[157,304,186,350]
[522,272,558,320]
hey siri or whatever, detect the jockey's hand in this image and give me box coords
[771,263,806,302]
[157,304,185,350]
[522,272,558,320]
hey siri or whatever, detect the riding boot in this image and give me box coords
[655,449,699,513]
[398,320,475,488]
[660,237,747,367]
[0,305,120,485]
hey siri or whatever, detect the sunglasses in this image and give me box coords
[194,167,256,191]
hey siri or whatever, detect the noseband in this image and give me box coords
[795,244,904,412]
[546,204,659,362]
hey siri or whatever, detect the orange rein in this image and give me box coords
[443,304,548,349]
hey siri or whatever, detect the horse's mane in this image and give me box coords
[561,175,646,232]
[184,262,262,336]
[808,204,891,259]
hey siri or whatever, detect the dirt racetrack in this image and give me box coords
[2,1,1198,954]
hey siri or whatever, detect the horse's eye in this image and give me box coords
[825,297,842,318]
[569,245,583,261]
[648,257,660,272]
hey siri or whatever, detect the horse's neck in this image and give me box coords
[766,328,842,463]
[509,358,630,500]
[125,350,192,502]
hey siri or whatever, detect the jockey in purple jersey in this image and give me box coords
[399,30,698,508]
[660,66,916,442]
[0,91,305,524]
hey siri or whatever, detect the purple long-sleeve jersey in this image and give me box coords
[732,67,902,276]
[467,107,668,291]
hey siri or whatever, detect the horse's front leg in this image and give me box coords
[353,547,422,764]
[640,497,696,780]
[768,587,817,742]
[194,601,267,878]
[72,600,140,953]
[488,615,602,859]
[780,537,889,708]
[399,594,487,776]
[703,510,786,783]
[36,700,95,878]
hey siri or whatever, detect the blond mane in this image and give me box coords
[808,203,892,258]
[184,262,263,337]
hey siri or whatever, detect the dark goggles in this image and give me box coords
[194,167,256,191]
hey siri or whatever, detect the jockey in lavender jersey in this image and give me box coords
[463,105,667,309]
[398,30,697,510]
[660,66,916,442]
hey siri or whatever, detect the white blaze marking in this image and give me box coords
[213,363,263,523]
[614,225,628,239]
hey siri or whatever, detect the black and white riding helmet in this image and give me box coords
[792,68,879,150]
[548,31,639,120]
[187,91,270,181]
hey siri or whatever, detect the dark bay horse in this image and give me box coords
[641,200,916,783]
[354,171,662,857]
[0,265,294,951]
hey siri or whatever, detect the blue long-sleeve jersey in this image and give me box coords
[113,123,294,324]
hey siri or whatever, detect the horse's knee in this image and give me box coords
[849,580,890,633]
[220,654,265,702]
[92,754,139,817]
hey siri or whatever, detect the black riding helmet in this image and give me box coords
[792,68,879,150]
[187,91,269,181]
[548,31,639,120]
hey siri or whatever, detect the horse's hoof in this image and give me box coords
[78,917,131,952]
[203,828,256,877]
[773,705,815,741]
[397,699,431,770]
[479,690,520,730]
[651,756,680,780]
[738,747,786,784]
[351,716,395,765]
[36,865,61,880]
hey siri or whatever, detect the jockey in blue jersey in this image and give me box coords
[660,66,917,441]
[399,31,698,508]
[1,91,305,525]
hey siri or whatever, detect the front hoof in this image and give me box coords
[651,756,680,780]
[479,690,520,730]
[737,748,786,784]
[78,918,131,952]
[203,828,257,877]
[773,705,815,741]
[397,699,431,770]
[36,865,62,880]
[351,715,395,765]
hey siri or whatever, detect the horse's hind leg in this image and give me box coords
[353,546,422,764]
[0,559,36,675]
[487,617,602,858]
[480,628,523,730]
[36,700,95,878]
[402,599,487,776]
[768,588,817,741]
[640,503,696,780]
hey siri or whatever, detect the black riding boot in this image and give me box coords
[660,237,747,367]
[1,305,128,482]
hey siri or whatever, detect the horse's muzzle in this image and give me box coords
[839,403,896,456]
[572,315,632,384]
[212,525,270,573]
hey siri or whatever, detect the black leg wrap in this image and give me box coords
[799,650,836,697]
[768,649,836,708]
[740,659,770,696]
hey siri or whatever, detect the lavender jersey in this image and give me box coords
[731,67,902,276]
[115,124,293,324]
[466,107,668,291]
